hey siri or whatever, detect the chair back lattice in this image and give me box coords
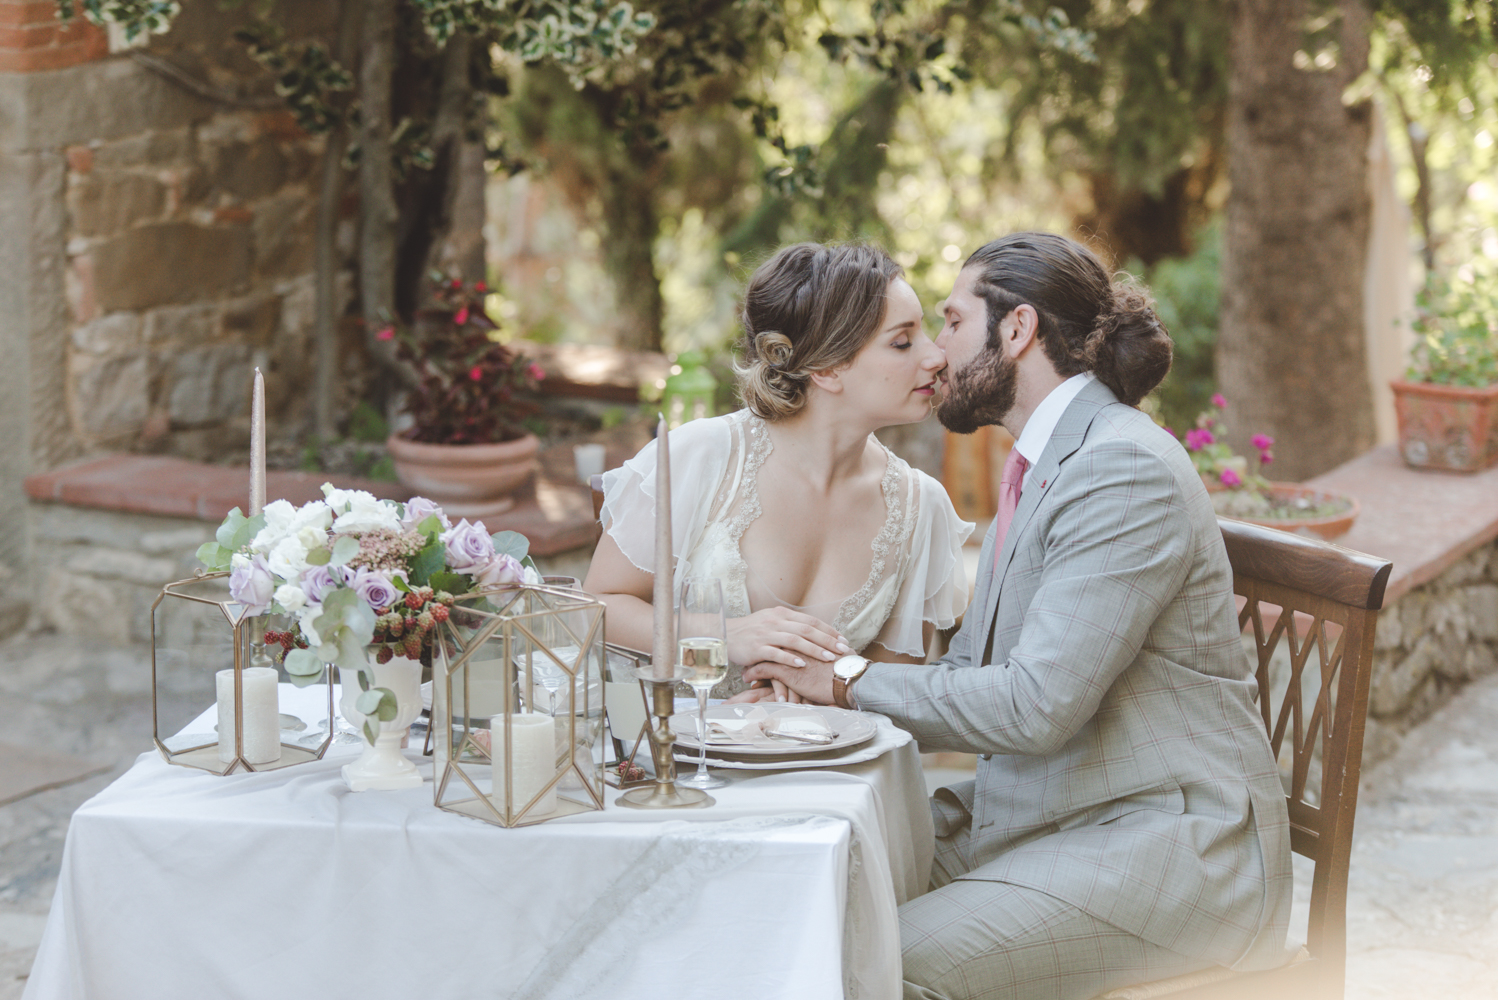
[1220,518,1392,986]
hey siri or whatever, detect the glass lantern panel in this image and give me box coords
[152,577,237,758]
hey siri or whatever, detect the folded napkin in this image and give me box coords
[695,706,834,749]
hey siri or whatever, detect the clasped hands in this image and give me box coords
[722,606,845,706]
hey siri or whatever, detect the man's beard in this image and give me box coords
[936,340,1017,434]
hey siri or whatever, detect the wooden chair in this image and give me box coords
[1098,518,1392,1000]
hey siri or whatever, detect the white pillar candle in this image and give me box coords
[490,713,557,816]
[217,667,281,765]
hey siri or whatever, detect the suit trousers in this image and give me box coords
[898,830,1213,1000]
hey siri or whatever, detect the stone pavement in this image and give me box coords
[1,630,1496,1000]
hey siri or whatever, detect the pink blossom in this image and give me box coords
[450,278,462,289]
[1185,428,1216,451]
[1219,467,1242,488]
[375,326,395,342]
[229,554,274,614]
[1259,452,1274,467]
[454,306,470,326]
[475,281,487,293]
[1251,434,1275,450]
[469,365,483,381]
[1211,393,1226,408]
[527,362,546,382]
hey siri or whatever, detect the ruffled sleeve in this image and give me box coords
[598,415,733,590]
[871,470,975,658]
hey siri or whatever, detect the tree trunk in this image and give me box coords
[1219,0,1375,481]
[313,0,362,441]
[599,165,663,352]
[358,0,400,364]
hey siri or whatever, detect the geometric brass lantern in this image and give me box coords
[150,572,334,775]
[432,583,607,827]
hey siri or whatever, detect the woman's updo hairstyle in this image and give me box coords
[735,242,903,420]
[961,233,1172,407]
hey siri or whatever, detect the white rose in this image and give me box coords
[267,534,310,580]
[332,494,402,534]
[250,499,298,552]
[522,564,542,586]
[274,584,307,613]
[298,604,324,648]
[296,524,327,551]
[230,551,251,571]
[290,500,333,533]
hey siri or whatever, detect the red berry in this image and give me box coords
[403,634,423,659]
[375,645,394,664]
[405,592,423,610]
[430,604,449,623]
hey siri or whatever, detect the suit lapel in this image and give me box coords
[978,378,1119,663]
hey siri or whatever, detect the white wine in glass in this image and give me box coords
[677,578,728,790]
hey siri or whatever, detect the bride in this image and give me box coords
[584,242,973,701]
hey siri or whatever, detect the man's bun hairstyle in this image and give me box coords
[961,233,1172,406]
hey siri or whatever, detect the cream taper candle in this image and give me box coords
[490,713,557,815]
[216,667,281,764]
[652,414,673,679]
[249,367,266,517]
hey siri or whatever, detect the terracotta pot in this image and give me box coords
[1216,482,1360,542]
[385,433,539,518]
[1390,379,1498,473]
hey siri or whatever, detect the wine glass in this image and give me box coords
[676,577,728,790]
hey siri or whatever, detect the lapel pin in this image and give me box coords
[1041,478,1048,488]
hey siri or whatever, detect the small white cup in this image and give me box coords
[573,443,607,484]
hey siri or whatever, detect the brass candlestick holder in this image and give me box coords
[617,665,714,810]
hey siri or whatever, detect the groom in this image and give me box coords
[744,233,1292,1000]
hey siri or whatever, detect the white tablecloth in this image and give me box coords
[24,685,933,1000]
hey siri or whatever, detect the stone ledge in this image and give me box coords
[23,452,598,558]
[1307,445,1498,605]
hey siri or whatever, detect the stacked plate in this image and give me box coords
[670,703,878,764]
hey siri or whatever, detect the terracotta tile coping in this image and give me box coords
[24,453,599,557]
[1307,445,1498,604]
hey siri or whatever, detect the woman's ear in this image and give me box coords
[808,369,843,394]
[1003,304,1040,360]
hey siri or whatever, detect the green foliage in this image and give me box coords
[1136,222,1222,436]
[234,20,354,135]
[1407,263,1498,387]
[195,507,265,572]
[406,535,448,588]
[347,402,390,444]
[53,0,178,40]
[490,530,531,561]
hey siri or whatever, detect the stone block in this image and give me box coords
[0,593,27,641]
[166,342,252,425]
[39,565,132,639]
[0,58,209,151]
[69,350,148,439]
[220,293,279,346]
[63,547,179,586]
[91,128,194,169]
[67,171,165,237]
[144,301,218,345]
[1372,636,1441,717]
[71,311,142,354]
[1462,643,1498,681]
[251,193,313,279]
[209,135,287,201]
[1468,584,1498,642]
[138,526,211,556]
[1375,598,1403,651]
[92,222,250,311]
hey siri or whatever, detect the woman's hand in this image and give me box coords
[724,679,804,704]
[727,607,849,672]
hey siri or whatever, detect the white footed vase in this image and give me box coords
[339,654,424,792]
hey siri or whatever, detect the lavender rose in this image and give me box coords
[401,496,451,532]
[473,553,525,588]
[440,519,495,571]
[300,565,336,604]
[229,554,274,614]
[348,568,402,611]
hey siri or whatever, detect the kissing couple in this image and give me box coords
[584,233,1292,1000]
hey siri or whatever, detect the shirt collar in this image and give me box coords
[1012,371,1096,467]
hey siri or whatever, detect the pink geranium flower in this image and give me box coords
[1219,467,1242,488]
[453,306,470,326]
[1185,428,1216,451]
[1211,393,1227,408]
[469,365,483,381]
[1251,434,1275,450]
[527,362,546,382]
[375,326,394,342]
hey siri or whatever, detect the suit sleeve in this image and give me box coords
[853,438,1193,756]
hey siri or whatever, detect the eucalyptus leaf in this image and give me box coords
[284,648,323,677]
[363,721,379,745]
[228,512,265,552]
[329,535,361,567]
[195,541,230,572]
[491,530,530,561]
[355,689,385,716]
[357,669,371,691]
[373,688,399,722]
[428,571,472,595]
[215,508,247,549]
[305,547,331,566]
[288,670,321,688]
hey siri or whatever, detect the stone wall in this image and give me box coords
[1364,538,1498,763]
[0,1,352,580]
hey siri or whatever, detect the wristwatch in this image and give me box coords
[832,654,870,709]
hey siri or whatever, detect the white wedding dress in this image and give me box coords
[600,409,973,696]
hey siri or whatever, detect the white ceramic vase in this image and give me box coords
[340,654,424,792]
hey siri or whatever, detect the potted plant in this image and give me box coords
[1390,267,1498,472]
[383,277,548,516]
[1179,394,1360,541]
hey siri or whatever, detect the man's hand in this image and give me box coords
[741,659,836,706]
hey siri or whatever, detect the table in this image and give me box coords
[23,685,933,1000]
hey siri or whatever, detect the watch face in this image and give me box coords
[834,654,867,679]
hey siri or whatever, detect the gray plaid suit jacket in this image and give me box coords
[854,378,1292,971]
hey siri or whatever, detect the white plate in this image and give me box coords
[670,703,877,760]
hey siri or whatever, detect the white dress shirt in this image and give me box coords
[1011,371,1097,468]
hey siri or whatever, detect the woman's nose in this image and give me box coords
[922,338,946,368]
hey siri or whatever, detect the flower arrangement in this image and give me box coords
[385,275,547,445]
[1176,394,1350,521]
[196,486,536,742]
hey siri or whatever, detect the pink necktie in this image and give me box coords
[993,449,1028,571]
